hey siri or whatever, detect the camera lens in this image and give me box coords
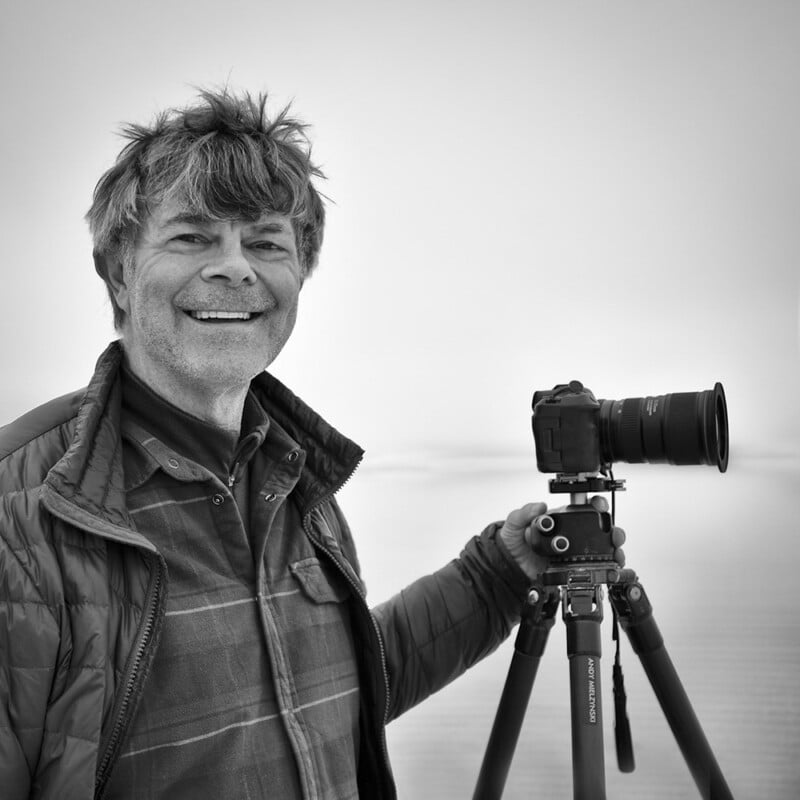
[598,383,728,472]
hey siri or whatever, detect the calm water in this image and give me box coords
[340,452,800,799]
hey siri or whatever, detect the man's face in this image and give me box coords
[110,197,303,395]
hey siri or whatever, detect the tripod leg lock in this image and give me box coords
[609,582,664,656]
[515,585,559,657]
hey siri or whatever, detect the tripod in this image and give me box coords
[472,477,733,800]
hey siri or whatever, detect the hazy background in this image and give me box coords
[1,1,798,797]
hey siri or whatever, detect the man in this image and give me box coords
[0,89,622,799]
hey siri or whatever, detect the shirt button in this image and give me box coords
[167,458,179,469]
[287,451,300,463]
[265,493,277,502]
[212,494,225,506]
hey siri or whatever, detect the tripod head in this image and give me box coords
[532,471,628,589]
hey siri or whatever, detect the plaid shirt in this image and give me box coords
[105,368,361,799]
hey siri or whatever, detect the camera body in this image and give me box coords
[532,381,603,474]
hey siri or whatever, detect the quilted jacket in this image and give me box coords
[0,341,530,799]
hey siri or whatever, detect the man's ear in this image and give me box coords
[94,249,130,315]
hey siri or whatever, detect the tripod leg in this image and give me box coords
[564,586,607,800]
[609,580,734,800]
[473,588,559,800]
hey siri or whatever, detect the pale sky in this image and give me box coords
[1,1,798,463]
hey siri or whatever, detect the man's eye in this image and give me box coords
[250,241,282,252]
[173,233,207,244]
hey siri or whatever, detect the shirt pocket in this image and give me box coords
[289,557,351,604]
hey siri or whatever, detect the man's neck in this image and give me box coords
[122,352,249,435]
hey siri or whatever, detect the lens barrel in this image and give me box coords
[598,383,728,472]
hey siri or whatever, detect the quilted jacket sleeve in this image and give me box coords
[371,522,530,722]
[0,502,61,800]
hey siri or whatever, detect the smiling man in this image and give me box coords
[0,89,622,800]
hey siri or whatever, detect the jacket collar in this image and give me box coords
[249,369,364,512]
[44,341,364,533]
[44,341,131,532]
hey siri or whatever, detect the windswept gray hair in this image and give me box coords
[86,88,326,328]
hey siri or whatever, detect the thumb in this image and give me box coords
[503,502,548,535]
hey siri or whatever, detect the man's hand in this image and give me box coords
[498,497,626,583]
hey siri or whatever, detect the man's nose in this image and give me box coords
[200,242,257,286]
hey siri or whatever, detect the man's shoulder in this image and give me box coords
[0,389,86,481]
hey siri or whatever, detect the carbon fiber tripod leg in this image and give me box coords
[609,579,734,800]
[472,587,559,800]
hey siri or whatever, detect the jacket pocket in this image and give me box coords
[289,557,351,604]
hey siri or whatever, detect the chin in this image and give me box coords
[191,354,269,387]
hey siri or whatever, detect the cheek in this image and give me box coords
[272,272,302,309]
[127,278,178,332]
[265,293,299,344]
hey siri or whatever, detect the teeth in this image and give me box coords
[190,310,252,320]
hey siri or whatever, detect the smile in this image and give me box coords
[185,310,261,321]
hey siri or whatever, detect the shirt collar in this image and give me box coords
[120,364,270,486]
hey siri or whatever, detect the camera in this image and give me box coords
[531,380,728,475]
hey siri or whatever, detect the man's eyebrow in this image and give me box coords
[161,212,212,228]
[249,221,290,234]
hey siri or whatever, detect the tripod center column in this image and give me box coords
[564,586,607,800]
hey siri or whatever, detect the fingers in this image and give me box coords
[612,526,626,566]
[590,495,609,513]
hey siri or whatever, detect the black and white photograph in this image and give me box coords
[1,2,798,798]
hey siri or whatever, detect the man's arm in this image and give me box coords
[371,521,530,722]
[0,524,60,800]
[370,498,625,722]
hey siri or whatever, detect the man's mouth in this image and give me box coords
[184,310,263,322]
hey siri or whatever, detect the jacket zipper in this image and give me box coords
[39,487,168,797]
[94,553,165,798]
